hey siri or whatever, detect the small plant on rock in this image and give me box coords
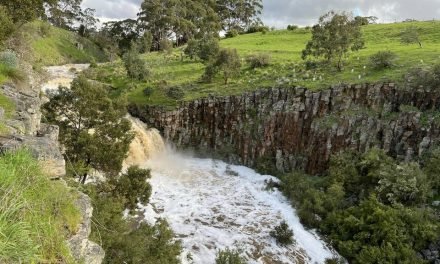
[215,248,245,264]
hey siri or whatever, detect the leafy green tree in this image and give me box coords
[184,36,220,62]
[43,76,134,183]
[46,0,82,30]
[100,19,139,55]
[138,31,153,54]
[115,166,152,212]
[204,48,241,85]
[215,0,263,32]
[302,11,364,71]
[0,0,56,24]
[401,26,422,48]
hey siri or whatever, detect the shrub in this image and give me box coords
[215,248,245,264]
[159,39,173,54]
[405,63,440,89]
[270,221,294,246]
[305,60,319,70]
[0,50,18,68]
[198,37,220,62]
[369,51,398,70]
[143,87,154,97]
[184,39,200,60]
[225,29,239,38]
[123,49,150,81]
[246,25,270,34]
[246,53,271,69]
[166,86,185,100]
[89,59,98,68]
[287,24,299,31]
[0,6,14,43]
[39,22,51,37]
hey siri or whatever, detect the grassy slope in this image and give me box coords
[0,150,81,263]
[88,20,440,108]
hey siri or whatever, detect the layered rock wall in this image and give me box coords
[130,83,440,174]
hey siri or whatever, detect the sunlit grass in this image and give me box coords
[88,20,440,108]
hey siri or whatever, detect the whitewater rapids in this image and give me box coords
[125,118,335,264]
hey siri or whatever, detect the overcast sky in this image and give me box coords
[82,0,440,27]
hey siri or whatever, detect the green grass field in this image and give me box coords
[86,20,440,108]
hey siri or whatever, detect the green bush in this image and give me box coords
[115,166,152,212]
[0,6,14,44]
[159,39,173,54]
[405,63,440,89]
[225,29,239,38]
[123,49,150,81]
[369,51,398,70]
[246,53,271,69]
[184,39,200,60]
[215,248,245,264]
[39,22,51,37]
[270,221,294,246]
[246,25,270,34]
[287,25,299,31]
[0,50,18,68]
[197,37,220,63]
[166,86,185,100]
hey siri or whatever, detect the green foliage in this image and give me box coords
[280,148,440,263]
[404,63,440,89]
[143,87,154,97]
[43,76,134,183]
[115,166,152,212]
[0,6,14,44]
[166,86,185,100]
[215,248,246,264]
[204,48,241,85]
[0,0,51,24]
[159,38,173,54]
[123,48,150,81]
[0,50,18,68]
[423,146,440,193]
[184,36,221,63]
[401,26,422,48]
[246,53,271,69]
[0,149,80,263]
[302,11,364,71]
[88,180,181,264]
[225,29,239,38]
[369,50,398,70]
[246,24,269,34]
[139,31,153,54]
[270,221,294,246]
[287,24,298,31]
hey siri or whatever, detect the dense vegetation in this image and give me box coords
[280,148,440,263]
[0,150,80,263]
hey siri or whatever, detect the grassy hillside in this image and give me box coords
[85,20,440,108]
[0,150,81,263]
[26,21,108,66]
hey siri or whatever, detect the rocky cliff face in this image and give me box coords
[129,83,440,174]
[0,67,104,263]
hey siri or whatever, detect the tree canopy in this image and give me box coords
[302,11,364,71]
[43,76,134,183]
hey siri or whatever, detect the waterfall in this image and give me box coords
[123,116,166,168]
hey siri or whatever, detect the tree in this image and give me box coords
[115,166,152,211]
[184,36,220,62]
[77,8,99,37]
[401,26,422,48]
[138,31,153,53]
[46,0,82,30]
[0,0,56,24]
[43,77,134,183]
[101,19,139,55]
[215,0,263,32]
[204,48,241,84]
[302,11,364,71]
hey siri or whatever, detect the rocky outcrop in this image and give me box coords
[68,192,105,264]
[129,83,440,174]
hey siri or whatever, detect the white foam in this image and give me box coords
[138,151,335,264]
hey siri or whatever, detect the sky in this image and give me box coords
[82,0,440,28]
